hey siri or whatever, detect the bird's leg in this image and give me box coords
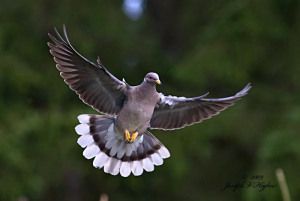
[124,129,131,142]
[129,131,138,143]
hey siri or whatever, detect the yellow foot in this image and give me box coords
[124,129,131,142]
[124,129,139,143]
[129,132,138,143]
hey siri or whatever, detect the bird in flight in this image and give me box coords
[48,26,251,177]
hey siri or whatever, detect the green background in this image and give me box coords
[0,0,299,201]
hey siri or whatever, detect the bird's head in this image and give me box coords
[144,72,161,85]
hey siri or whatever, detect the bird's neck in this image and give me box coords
[139,81,157,93]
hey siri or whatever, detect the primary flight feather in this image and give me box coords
[48,26,251,177]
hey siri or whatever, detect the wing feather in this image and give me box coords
[150,83,251,130]
[48,26,127,115]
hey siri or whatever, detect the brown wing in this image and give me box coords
[48,26,127,115]
[150,83,251,130]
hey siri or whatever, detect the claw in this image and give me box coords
[124,129,139,143]
[130,132,138,143]
[124,129,131,142]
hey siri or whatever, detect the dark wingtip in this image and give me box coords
[244,82,252,92]
[97,56,102,65]
[62,24,71,44]
[236,83,252,97]
[48,27,63,44]
[201,92,210,98]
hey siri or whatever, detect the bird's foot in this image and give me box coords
[124,129,131,142]
[130,131,138,142]
[124,129,138,143]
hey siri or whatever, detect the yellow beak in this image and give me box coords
[155,79,161,85]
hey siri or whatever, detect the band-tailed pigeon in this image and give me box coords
[48,26,251,177]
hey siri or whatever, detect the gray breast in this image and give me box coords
[116,84,159,133]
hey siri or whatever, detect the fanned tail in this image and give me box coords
[75,114,170,177]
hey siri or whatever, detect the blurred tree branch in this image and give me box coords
[276,168,291,201]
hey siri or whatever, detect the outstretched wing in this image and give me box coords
[48,26,127,115]
[150,83,251,130]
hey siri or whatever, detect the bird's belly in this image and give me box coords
[117,102,154,132]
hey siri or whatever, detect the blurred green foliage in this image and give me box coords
[0,0,300,201]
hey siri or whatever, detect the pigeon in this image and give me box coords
[48,26,251,177]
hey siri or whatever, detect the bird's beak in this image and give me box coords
[156,79,161,85]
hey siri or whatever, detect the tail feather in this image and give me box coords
[75,114,170,177]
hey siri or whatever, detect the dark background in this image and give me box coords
[0,0,300,201]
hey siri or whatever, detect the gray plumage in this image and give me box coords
[48,26,252,177]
